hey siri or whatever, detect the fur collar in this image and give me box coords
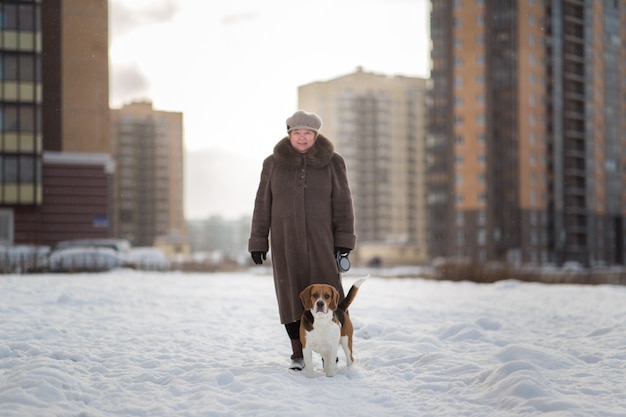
[273,134,335,169]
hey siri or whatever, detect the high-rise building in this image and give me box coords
[427,0,626,266]
[0,0,112,246]
[299,67,428,266]
[110,101,186,247]
[42,0,109,153]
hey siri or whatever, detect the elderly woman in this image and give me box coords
[249,110,356,371]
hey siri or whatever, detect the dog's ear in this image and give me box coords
[329,286,340,311]
[299,286,313,310]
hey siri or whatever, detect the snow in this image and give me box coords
[1,270,625,417]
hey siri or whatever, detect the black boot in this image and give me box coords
[289,339,304,371]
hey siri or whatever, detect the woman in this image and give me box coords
[249,110,356,371]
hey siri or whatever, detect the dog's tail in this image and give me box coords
[339,276,368,311]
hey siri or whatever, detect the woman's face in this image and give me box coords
[289,129,317,153]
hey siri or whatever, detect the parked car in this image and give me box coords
[44,247,134,273]
[127,247,170,271]
[0,245,50,273]
[53,238,131,253]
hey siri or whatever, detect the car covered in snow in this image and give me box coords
[44,247,134,273]
[127,247,170,271]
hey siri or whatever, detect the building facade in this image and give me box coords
[299,67,428,266]
[110,101,186,248]
[427,0,626,266]
[0,0,112,246]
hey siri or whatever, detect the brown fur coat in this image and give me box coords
[248,134,356,324]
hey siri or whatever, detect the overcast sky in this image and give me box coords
[109,0,431,220]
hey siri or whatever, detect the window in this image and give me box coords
[0,105,38,132]
[18,4,36,31]
[0,209,14,245]
[19,55,36,82]
[0,5,18,30]
[477,229,486,245]
[456,231,465,245]
[2,155,18,182]
[19,155,35,182]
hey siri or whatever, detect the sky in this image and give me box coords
[109,0,431,220]
[1,270,625,416]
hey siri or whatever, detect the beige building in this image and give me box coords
[42,0,109,153]
[298,67,428,266]
[110,102,186,248]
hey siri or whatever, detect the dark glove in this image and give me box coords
[335,247,351,256]
[251,251,267,265]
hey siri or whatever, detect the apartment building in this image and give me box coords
[110,101,186,248]
[299,67,428,266]
[0,0,112,246]
[427,0,626,266]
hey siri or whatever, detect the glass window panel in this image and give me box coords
[0,5,18,30]
[19,105,35,132]
[3,54,18,81]
[3,105,18,132]
[18,5,34,31]
[19,55,34,81]
[19,155,34,182]
[4,155,17,182]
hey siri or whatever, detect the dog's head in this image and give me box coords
[300,284,340,315]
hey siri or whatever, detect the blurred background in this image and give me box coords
[1,0,624,276]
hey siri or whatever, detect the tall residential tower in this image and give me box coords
[110,101,185,247]
[427,0,626,266]
[299,68,428,265]
[1,0,113,246]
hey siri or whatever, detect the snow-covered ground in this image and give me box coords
[1,270,624,417]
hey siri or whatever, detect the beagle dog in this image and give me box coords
[299,278,366,377]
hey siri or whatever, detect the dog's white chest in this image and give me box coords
[305,320,341,353]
